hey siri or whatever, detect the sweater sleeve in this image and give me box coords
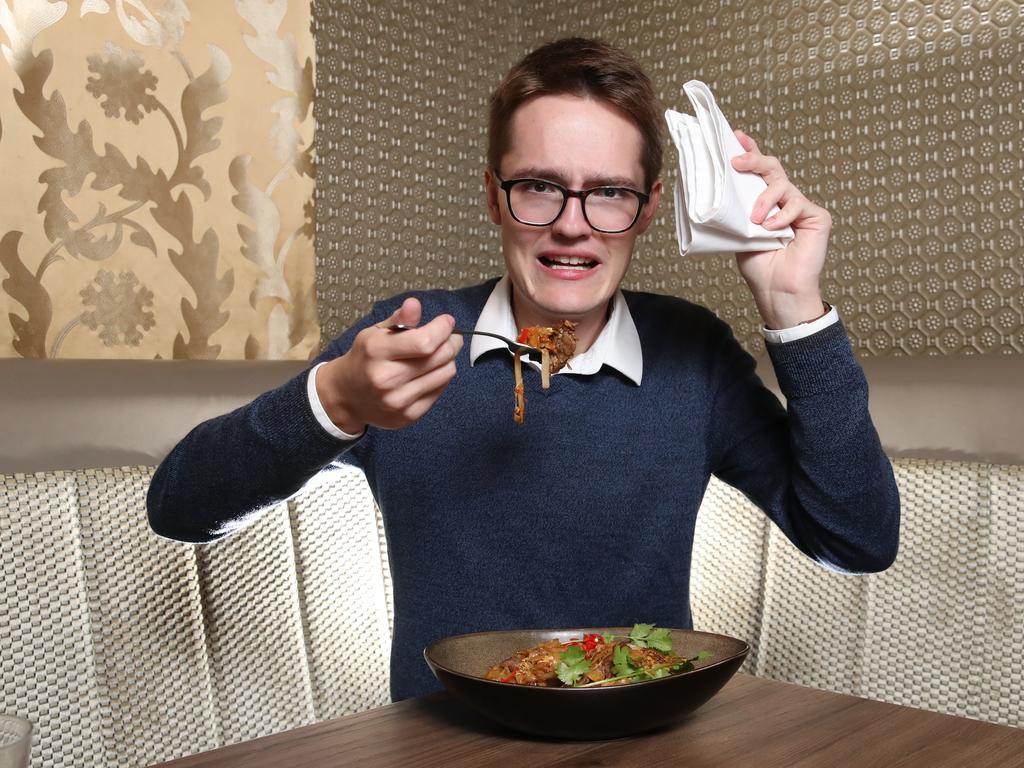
[708,319,900,573]
[146,309,381,544]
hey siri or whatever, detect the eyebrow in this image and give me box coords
[507,166,643,190]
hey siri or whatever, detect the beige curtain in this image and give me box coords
[0,0,318,360]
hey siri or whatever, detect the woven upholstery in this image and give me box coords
[856,460,989,716]
[690,477,769,675]
[982,464,1024,726]
[2,472,108,768]
[741,459,1023,729]
[286,469,392,721]
[194,505,316,744]
[2,457,1022,767]
[75,468,218,766]
[1,465,391,768]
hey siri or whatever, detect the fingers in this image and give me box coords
[735,129,758,153]
[752,177,832,232]
[322,296,467,432]
[732,129,787,183]
[382,297,423,329]
[379,314,459,361]
[377,360,458,421]
[760,193,805,230]
[732,152,786,186]
[400,331,463,376]
[384,377,456,428]
[371,297,457,361]
[327,343,459,433]
[357,311,461,386]
[755,193,832,235]
[755,177,809,228]
[731,129,806,229]
[344,302,462,428]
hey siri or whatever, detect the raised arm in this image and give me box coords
[708,318,900,573]
[709,131,899,571]
[147,297,462,543]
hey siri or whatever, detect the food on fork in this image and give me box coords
[511,321,577,423]
[518,321,578,385]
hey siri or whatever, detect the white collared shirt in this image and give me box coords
[308,278,839,439]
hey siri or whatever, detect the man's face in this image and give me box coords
[485,94,661,334]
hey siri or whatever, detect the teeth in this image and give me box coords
[546,255,594,267]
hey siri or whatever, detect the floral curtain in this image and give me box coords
[0,0,318,359]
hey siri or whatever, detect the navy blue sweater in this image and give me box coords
[148,279,900,701]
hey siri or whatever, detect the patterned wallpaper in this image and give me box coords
[314,0,1023,356]
[0,0,318,360]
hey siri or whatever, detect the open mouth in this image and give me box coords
[539,255,598,271]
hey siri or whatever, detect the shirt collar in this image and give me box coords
[469,275,643,385]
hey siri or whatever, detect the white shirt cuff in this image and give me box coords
[307,362,365,440]
[762,303,838,344]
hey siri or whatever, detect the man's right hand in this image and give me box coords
[315,297,464,434]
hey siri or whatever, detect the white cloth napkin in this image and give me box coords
[664,80,794,256]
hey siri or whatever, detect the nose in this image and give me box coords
[551,195,591,239]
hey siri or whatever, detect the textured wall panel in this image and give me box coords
[768,3,1024,355]
[313,0,522,342]
[314,0,1023,356]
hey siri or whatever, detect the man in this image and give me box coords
[148,38,900,702]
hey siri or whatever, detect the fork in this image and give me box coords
[387,324,544,363]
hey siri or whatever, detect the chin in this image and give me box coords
[513,268,615,323]
[537,297,604,323]
[546,285,611,314]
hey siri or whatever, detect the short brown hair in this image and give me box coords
[488,37,664,189]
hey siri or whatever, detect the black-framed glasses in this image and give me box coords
[494,172,650,234]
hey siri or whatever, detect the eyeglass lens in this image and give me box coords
[507,181,640,232]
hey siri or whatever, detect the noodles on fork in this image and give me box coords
[513,350,526,424]
[511,322,576,424]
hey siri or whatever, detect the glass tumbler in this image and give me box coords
[0,715,32,768]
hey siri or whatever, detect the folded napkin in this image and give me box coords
[664,80,794,256]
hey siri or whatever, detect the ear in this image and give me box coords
[634,179,662,235]
[484,167,502,225]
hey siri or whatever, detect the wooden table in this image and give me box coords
[152,674,1024,767]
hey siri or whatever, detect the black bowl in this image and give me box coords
[424,627,749,740]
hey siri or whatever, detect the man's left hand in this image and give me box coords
[730,129,830,329]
